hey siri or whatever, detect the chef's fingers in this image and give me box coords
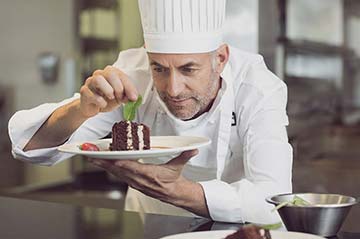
[90,159,129,182]
[89,158,168,196]
[116,70,138,101]
[88,158,138,182]
[87,158,118,172]
[88,74,115,100]
[80,85,107,108]
[93,67,127,103]
[112,162,166,194]
[103,67,125,103]
[113,160,159,184]
[92,66,137,102]
[166,149,199,169]
[114,160,148,176]
[92,69,103,76]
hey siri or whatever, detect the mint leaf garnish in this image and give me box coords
[122,95,142,121]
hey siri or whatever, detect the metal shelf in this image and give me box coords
[279,38,348,56]
[81,37,118,54]
[285,75,333,83]
[80,0,118,10]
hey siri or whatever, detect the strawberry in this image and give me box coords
[80,143,100,151]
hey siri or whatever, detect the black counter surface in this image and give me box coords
[0,196,358,239]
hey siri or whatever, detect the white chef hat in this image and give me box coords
[138,0,226,54]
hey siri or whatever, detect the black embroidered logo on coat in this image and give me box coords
[231,112,237,126]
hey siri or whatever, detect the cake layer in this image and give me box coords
[110,121,150,151]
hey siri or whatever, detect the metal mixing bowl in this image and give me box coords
[266,193,358,237]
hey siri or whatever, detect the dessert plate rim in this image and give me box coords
[159,230,325,239]
[58,136,211,160]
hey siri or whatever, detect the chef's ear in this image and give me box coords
[213,44,229,74]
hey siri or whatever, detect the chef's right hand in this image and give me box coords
[79,65,138,118]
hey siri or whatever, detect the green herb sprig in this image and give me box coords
[122,95,142,121]
[255,222,283,230]
[272,195,311,212]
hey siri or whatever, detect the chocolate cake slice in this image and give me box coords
[110,121,150,151]
[224,225,271,239]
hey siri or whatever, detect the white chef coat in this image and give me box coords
[8,46,293,224]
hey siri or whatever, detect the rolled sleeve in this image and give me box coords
[199,179,243,223]
[8,94,80,165]
[200,178,286,224]
[11,146,74,166]
[8,93,120,166]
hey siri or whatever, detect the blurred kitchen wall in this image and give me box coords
[345,0,360,109]
[118,0,143,50]
[0,0,77,188]
[224,0,259,53]
[224,0,279,71]
[0,0,77,110]
[0,0,143,188]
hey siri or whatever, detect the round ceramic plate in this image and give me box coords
[159,230,325,239]
[58,136,211,160]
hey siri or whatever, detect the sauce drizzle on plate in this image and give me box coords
[151,146,172,149]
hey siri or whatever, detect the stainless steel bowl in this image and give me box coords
[266,193,358,237]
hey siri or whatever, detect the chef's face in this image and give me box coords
[148,44,229,120]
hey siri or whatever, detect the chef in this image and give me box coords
[8,0,292,224]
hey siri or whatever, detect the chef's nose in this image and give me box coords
[166,71,185,97]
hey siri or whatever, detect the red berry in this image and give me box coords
[80,143,100,151]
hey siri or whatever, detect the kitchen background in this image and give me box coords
[0,0,359,232]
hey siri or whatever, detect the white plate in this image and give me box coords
[58,136,211,160]
[160,230,325,239]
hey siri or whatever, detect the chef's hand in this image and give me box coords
[79,66,138,118]
[87,150,200,204]
[88,149,210,217]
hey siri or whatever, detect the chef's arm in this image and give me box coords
[22,65,137,151]
[23,99,88,151]
[8,93,123,165]
[199,84,293,223]
[9,51,143,165]
[171,178,211,218]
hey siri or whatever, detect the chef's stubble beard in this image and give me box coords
[159,53,220,120]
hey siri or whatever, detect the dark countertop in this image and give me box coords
[0,196,358,239]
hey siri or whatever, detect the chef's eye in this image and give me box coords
[181,67,196,73]
[153,67,164,73]
[152,66,169,74]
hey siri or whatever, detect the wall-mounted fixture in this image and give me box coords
[38,52,60,84]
